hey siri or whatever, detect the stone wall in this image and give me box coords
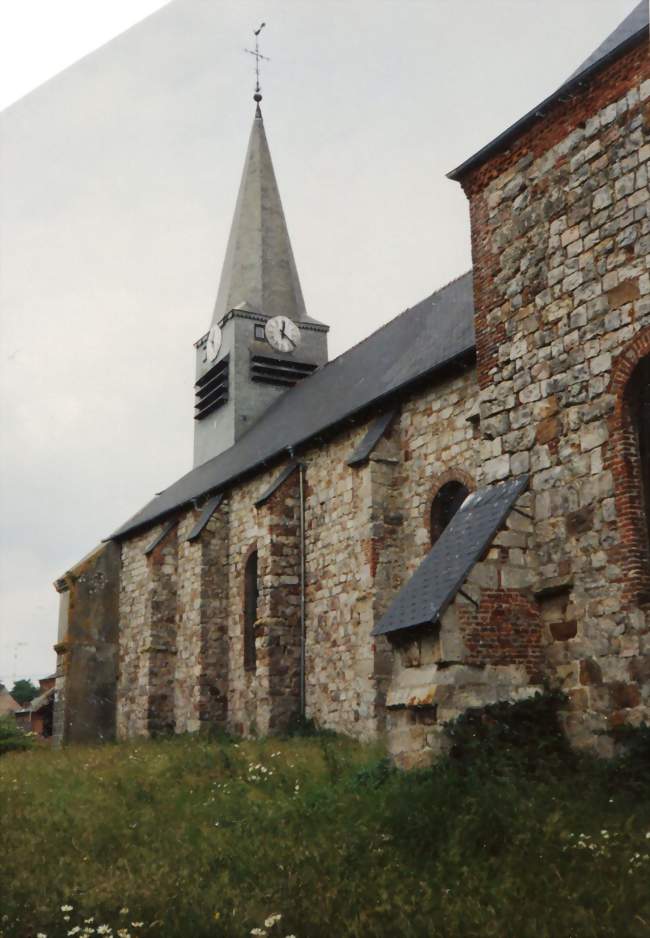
[385,489,544,768]
[54,541,120,745]
[117,527,161,738]
[111,360,482,746]
[459,41,650,751]
[175,506,229,733]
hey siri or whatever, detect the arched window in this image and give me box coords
[430,480,469,546]
[244,550,258,671]
[627,356,650,550]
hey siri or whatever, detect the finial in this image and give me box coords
[245,22,270,105]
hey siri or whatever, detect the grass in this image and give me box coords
[2,702,650,938]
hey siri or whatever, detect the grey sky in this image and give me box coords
[0,0,640,684]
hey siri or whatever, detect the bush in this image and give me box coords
[0,715,33,757]
[606,722,650,793]
[443,689,573,774]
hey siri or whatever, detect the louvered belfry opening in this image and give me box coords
[243,550,258,671]
[195,356,229,420]
[250,353,318,389]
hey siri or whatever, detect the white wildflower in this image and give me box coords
[251,930,267,936]
[61,906,74,913]
[264,913,282,927]
[131,924,144,929]
[36,933,47,938]
[96,927,112,936]
[68,928,81,936]
[84,920,95,925]
[119,909,129,916]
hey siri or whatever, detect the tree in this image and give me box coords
[10,679,38,706]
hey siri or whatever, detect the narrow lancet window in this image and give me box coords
[629,357,650,551]
[244,550,259,671]
[430,480,469,546]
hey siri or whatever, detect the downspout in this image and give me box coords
[288,447,307,721]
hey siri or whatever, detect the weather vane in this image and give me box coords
[245,22,269,104]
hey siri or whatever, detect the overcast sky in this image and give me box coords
[0,0,641,685]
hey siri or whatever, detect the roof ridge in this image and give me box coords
[448,2,648,181]
[317,268,473,374]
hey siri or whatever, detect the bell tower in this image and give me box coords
[193,40,328,468]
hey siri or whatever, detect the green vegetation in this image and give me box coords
[9,679,38,706]
[2,697,650,938]
[0,716,34,758]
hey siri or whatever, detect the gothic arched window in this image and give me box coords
[430,480,469,546]
[244,550,258,671]
[627,356,650,551]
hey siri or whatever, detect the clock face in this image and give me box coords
[206,324,222,362]
[265,316,301,353]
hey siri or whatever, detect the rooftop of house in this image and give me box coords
[0,687,20,716]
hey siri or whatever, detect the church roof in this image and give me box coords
[211,106,314,325]
[112,270,475,539]
[372,475,529,637]
[448,1,648,182]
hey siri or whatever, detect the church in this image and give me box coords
[53,4,650,767]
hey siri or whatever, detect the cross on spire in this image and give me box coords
[245,22,269,105]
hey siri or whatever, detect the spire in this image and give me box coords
[211,106,308,325]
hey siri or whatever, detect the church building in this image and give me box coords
[53,4,650,767]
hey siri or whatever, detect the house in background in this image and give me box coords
[0,685,20,719]
[14,675,56,738]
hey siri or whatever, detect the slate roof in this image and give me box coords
[29,687,55,714]
[347,408,398,467]
[112,271,475,539]
[372,476,529,638]
[448,1,648,181]
[211,106,316,327]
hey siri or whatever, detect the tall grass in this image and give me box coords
[1,703,650,938]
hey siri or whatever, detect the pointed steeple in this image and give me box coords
[211,105,308,325]
[192,92,328,469]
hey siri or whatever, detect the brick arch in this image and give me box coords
[425,468,476,546]
[605,327,650,604]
